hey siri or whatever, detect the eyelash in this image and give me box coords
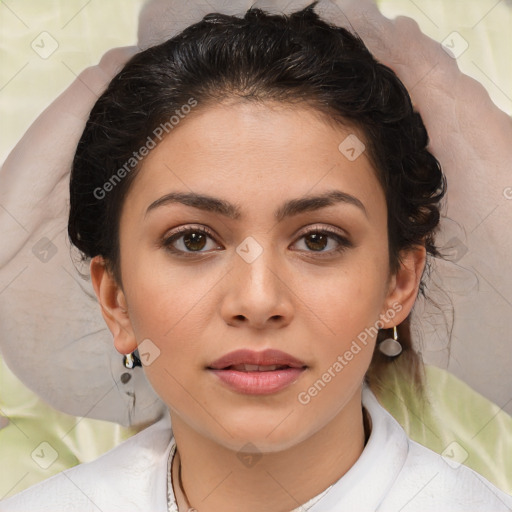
[161,225,352,258]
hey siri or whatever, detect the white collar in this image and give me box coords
[307,384,409,511]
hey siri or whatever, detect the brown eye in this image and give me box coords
[182,231,207,251]
[304,232,329,251]
[162,226,221,255]
[293,228,352,256]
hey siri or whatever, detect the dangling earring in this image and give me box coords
[378,326,402,357]
[123,350,141,369]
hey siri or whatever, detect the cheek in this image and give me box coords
[303,253,388,334]
[122,265,210,413]
[122,242,205,331]
[126,274,213,352]
[295,256,389,400]
[120,250,222,394]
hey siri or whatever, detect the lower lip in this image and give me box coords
[208,367,306,395]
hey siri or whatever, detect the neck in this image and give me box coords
[171,387,367,512]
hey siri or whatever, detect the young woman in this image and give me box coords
[1,3,511,511]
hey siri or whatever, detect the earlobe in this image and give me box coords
[90,256,138,355]
[381,245,427,327]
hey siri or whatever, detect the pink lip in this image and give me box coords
[208,348,306,369]
[207,349,307,395]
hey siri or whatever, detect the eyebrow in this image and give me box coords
[145,190,367,221]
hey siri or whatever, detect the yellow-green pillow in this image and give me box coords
[374,364,512,494]
[0,354,137,499]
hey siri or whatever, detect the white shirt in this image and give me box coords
[1,386,511,511]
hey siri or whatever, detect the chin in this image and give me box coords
[203,409,317,454]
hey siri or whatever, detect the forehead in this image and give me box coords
[124,101,385,220]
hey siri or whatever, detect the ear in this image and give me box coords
[90,256,138,355]
[380,245,427,327]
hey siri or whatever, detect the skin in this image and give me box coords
[91,100,425,512]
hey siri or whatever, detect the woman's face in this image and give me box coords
[99,101,421,452]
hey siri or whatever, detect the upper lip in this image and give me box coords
[207,349,307,370]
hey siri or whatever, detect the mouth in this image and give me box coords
[207,349,307,395]
[219,364,297,372]
[207,348,307,370]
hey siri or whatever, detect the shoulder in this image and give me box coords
[0,415,173,512]
[359,385,512,511]
[383,438,512,511]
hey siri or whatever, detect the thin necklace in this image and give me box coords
[175,448,195,511]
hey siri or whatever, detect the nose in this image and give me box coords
[220,241,294,330]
